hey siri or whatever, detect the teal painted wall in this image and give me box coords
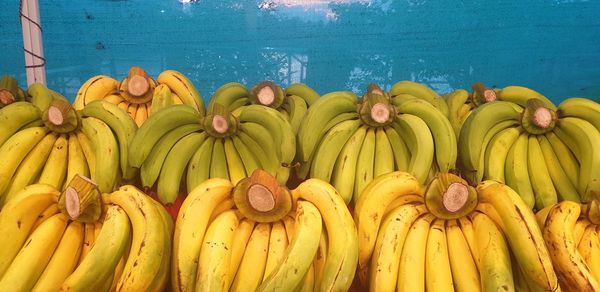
[1,0,599,102]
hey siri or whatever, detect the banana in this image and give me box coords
[537,135,581,202]
[157,70,205,115]
[231,135,261,177]
[573,219,591,245]
[231,223,271,292]
[0,213,68,292]
[157,132,207,204]
[73,75,119,110]
[373,127,394,177]
[331,125,367,204]
[210,138,230,180]
[310,118,361,182]
[78,223,96,264]
[471,212,515,292]
[257,200,322,292]
[223,137,247,185]
[31,221,84,292]
[173,179,233,292]
[395,98,456,171]
[396,214,434,292]
[129,104,202,167]
[557,117,600,202]
[37,134,69,189]
[483,126,521,181]
[140,123,202,188]
[149,84,173,115]
[80,100,138,180]
[283,94,308,133]
[229,219,256,281]
[31,203,59,231]
[238,123,279,175]
[446,89,470,137]
[498,86,556,110]
[186,136,215,193]
[457,217,480,271]
[134,103,148,126]
[0,126,48,197]
[369,203,427,292]
[543,201,599,290]
[80,117,119,193]
[105,185,165,292]
[285,83,320,106]
[425,219,454,291]
[64,133,90,188]
[384,125,410,171]
[0,186,58,277]
[353,128,376,203]
[389,80,449,117]
[459,101,521,175]
[477,180,558,291]
[504,132,536,208]
[208,82,249,110]
[3,132,57,203]
[297,91,358,162]
[527,135,558,209]
[61,205,131,291]
[27,83,54,112]
[103,93,124,105]
[196,210,239,292]
[392,114,434,184]
[578,225,600,281]
[0,101,41,146]
[558,97,600,131]
[75,131,96,178]
[446,219,481,292]
[545,131,579,188]
[264,221,289,282]
[294,179,358,291]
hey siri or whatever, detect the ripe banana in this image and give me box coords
[498,86,556,110]
[558,97,600,131]
[537,135,580,202]
[0,101,41,146]
[73,75,119,110]
[37,134,68,189]
[504,132,536,209]
[331,125,367,204]
[396,214,434,292]
[231,223,270,292]
[425,219,454,291]
[390,80,449,117]
[483,126,521,182]
[157,70,205,116]
[65,133,90,188]
[80,117,119,193]
[446,219,481,292]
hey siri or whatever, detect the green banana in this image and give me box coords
[310,119,361,182]
[0,102,41,146]
[392,114,434,184]
[186,136,215,193]
[505,132,536,209]
[80,117,119,193]
[331,126,367,204]
[285,83,320,106]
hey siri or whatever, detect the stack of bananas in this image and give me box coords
[131,100,295,205]
[297,83,456,204]
[0,75,28,108]
[459,90,600,209]
[537,200,600,290]
[354,171,558,291]
[0,84,137,206]
[74,67,205,126]
[208,81,319,133]
[0,176,172,292]
[172,170,357,292]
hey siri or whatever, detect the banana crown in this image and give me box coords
[203,102,239,137]
[470,82,497,107]
[58,174,102,223]
[424,173,478,219]
[0,75,20,107]
[358,86,395,127]
[233,169,293,223]
[521,98,557,134]
[42,98,81,133]
[119,66,155,104]
[250,80,285,109]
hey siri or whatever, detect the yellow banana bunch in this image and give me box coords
[74,67,205,126]
[172,170,357,292]
[355,171,558,291]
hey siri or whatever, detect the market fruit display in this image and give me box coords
[0,176,172,292]
[297,84,456,204]
[354,171,558,291]
[130,100,295,205]
[0,86,137,206]
[172,170,357,292]
[458,91,600,209]
[73,67,205,126]
[536,200,600,290]
[208,81,320,133]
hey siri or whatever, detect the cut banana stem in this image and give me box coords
[0,75,18,105]
[425,173,477,219]
[212,115,229,134]
[471,82,497,106]
[533,107,553,128]
[127,75,149,97]
[370,103,390,124]
[359,93,394,127]
[47,106,65,125]
[233,170,293,223]
[251,81,284,108]
[58,174,102,223]
[522,99,557,134]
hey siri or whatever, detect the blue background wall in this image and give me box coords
[1,0,599,102]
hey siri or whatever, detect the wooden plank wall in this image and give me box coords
[1,0,599,102]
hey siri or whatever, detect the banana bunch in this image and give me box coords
[0,75,28,109]
[74,67,205,126]
[0,177,172,292]
[536,200,600,291]
[297,84,456,204]
[459,92,600,210]
[208,81,319,133]
[130,101,295,205]
[354,171,558,291]
[172,170,357,292]
[0,85,137,206]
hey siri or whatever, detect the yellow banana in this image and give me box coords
[545,131,579,187]
[73,75,119,110]
[263,221,289,281]
[231,223,271,292]
[504,132,536,208]
[396,214,434,292]
[392,114,435,184]
[75,131,96,179]
[38,134,69,189]
[64,133,90,188]
[354,127,375,202]
[457,216,480,271]
[373,127,394,178]
[31,203,60,231]
[424,219,454,291]
[537,135,580,202]
[157,70,205,115]
[229,219,256,282]
[446,219,481,292]
[78,223,96,264]
[331,125,367,204]
[527,135,558,209]
[578,225,600,281]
